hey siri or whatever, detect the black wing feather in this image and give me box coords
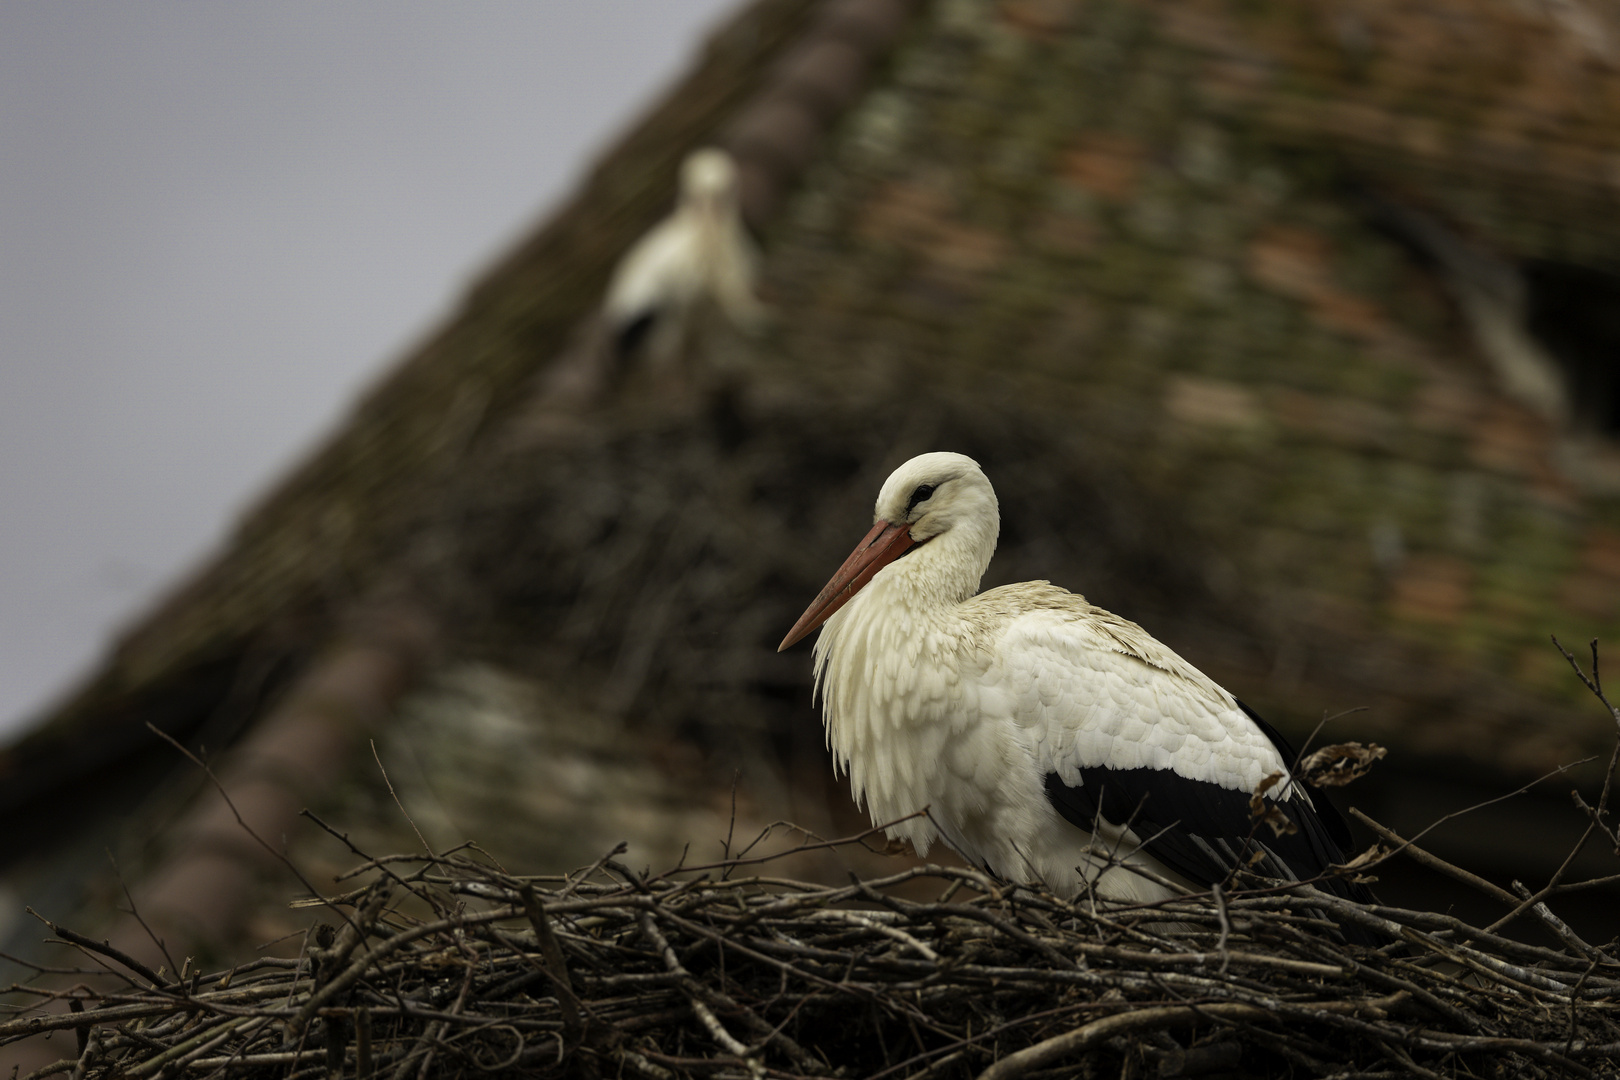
[1235,698,1354,852]
[613,309,658,359]
[1043,768,1364,902]
[1041,700,1372,913]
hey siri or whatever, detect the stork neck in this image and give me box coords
[877,518,995,613]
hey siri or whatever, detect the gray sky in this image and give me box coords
[0,1,738,738]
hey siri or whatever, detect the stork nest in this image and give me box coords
[8,807,1620,1080]
[9,641,1620,1079]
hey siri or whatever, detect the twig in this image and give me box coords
[27,912,165,990]
[144,723,357,936]
[1210,883,1232,975]
[1505,881,1610,965]
[637,911,761,1078]
[371,740,434,858]
[105,853,181,991]
[1348,809,1517,904]
[974,1001,1271,1080]
[519,885,583,1039]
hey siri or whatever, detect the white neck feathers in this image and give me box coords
[808,504,998,852]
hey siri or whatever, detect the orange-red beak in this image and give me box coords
[778,520,916,651]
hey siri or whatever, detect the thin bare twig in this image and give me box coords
[370,740,433,858]
[27,912,164,991]
[144,723,359,938]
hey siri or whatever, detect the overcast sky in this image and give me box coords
[0,2,738,738]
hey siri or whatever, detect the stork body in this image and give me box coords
[602,148,764,365]
[780,452,1366,910]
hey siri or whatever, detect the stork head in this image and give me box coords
[678,148,739,213]
[778,452,1000,651]
[871,451,997,545]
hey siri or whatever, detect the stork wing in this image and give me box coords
[975,589,1366,901]
[603,217,698,324]
[1042,727,1358,899]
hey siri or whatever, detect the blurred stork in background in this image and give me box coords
[602,147,766,368]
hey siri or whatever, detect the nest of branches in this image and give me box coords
[8,642,1620,1080]
[6,831,1617,1080]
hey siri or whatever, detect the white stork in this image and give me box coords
[779,451,1370,919]
[601,147,765,366]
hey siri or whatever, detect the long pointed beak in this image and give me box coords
[778,520,915,651]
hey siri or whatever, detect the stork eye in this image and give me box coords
[907,484,937,513]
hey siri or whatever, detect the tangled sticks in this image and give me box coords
[6,645,1620,1078]
[6,829,1618,1079]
